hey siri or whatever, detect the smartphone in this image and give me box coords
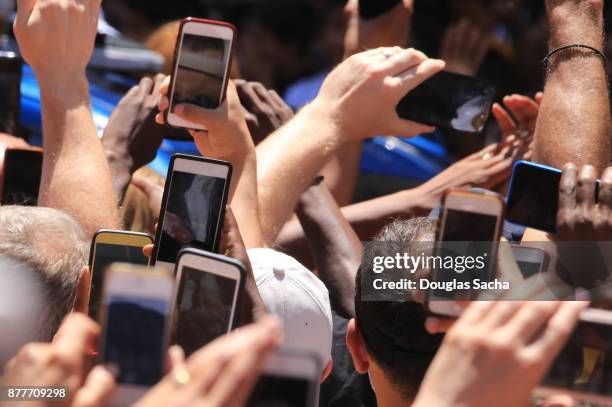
[358,0,402,19]
[166,17,236,133]
[87,230,153,321]
[396,71,495,133]
[537,308,612,404]
[511,245,549,279]
[506,161,600,234]
[171,248,245,356]
[247,350,321,407]
[0,51,22,135]
[153,154,232,270]
[427,189,505,317]
[1,148,42,206]
[98,264,174,405]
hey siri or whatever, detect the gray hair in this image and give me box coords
[0,206,89,341]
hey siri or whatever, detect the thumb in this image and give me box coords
[131,175,158,198]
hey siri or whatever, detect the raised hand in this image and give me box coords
[440,19,491,76]
[415,301,587,407]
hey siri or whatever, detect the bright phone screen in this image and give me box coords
[158,170,226,263]
[89,243,149,319]
[1,150,42,206]
[103,295,169,386]
[174,266,237,356]
[172,33,229,110]
[543,319,612,396]
[247,375,310,407]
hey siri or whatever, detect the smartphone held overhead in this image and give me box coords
[396,71,495,133]
[166,17,236,137]
[171,248,246,356]
[153,153,232,270]
[427,189,504,317]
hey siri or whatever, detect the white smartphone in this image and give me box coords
[427,189,505,317]
[166,17,236,131]
[247,350,321,407]
[98,264,174,406]
[536,308,612,404]
[152,154,232,271]
[510,245,548,279]
[170,248,245,356]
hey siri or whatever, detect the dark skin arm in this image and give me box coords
[534,0,610,172]
[102,74,166,204]
[292,178,362,319]
[218,207,267,325]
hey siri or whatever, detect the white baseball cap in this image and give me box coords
[247,248,333,367]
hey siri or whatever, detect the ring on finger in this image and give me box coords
[173,368,191,387]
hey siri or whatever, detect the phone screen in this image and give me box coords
[102,295,169,386]
[506,163,562,233]
[158,170,227,263]
[174,266,237,356]
[396,71,495,133]
[172,33,230,110]
[0,52,22,134]
[89,243,150,319]
[247,374,310,407]
[433,209,499,300]
[516,260,542,279]
[542,318,612,397]
[1,149,42,206]
[358,0,402,19]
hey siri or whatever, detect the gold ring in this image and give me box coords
[481,152,493,160]
[173,368,191,387]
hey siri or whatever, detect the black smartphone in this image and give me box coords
[359,0,402,19]
[506,161,600,234]
[0,51,22,135]
[538,309,612,405]
[87,230,153,321]
[152,154,232,270]
[1,148,42,206]
[396,71,495,133]
[171,248,245,356]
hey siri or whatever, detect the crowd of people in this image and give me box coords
[0,0,611,406]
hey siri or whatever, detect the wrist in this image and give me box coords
[38,71,90,109]
[306,99,353,146]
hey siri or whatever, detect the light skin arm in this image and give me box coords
[534,0,610,172]
[257,48,445,244]
[14,0,119,237]
[156,79,264,248]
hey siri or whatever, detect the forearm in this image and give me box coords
[228,151,264,248]
[38,76,120,237]
[295,181,362,319]
[320,140,363,207]
[104,149,133,204]
[341,188,430,240]
[256,101,346,244]
[534,1,610,172]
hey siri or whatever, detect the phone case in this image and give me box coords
[165,17,237,139]
[172,247,247,333]
[88,229,154,269]
[151,154,233,265]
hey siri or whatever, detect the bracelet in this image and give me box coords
[543,44,607,68]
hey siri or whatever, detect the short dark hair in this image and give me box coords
[355,218,444,402]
